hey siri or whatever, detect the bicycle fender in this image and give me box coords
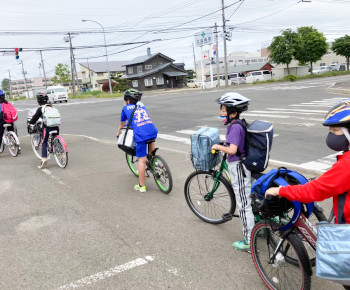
[55,135,68,153]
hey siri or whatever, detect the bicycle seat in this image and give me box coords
[146,139,155,144]
[3,124,12,128]
[49,130,58,135]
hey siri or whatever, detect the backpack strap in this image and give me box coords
[337,191,347,224]
[122,104,138,146]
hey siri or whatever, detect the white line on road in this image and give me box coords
[56,256,154,289]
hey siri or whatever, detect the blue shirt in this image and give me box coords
[120,103,158,143]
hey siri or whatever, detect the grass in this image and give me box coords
[252,70,350,85]
[68,90,123,99]
[11,96,27,101]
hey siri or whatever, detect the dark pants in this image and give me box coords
[0,123,14,146]
[42,127,59,158]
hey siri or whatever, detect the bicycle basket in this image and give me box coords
[259,195,294,219]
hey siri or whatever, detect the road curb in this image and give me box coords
[327,82,350,95]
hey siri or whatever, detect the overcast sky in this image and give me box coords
[1,0,349,81]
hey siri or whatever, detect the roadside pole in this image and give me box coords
[221,0,229,87]
[20,60,29,99]
[215,23,220,88]
[66,33,76,96]
[39,50,48,89]
[8,70,12,99]
[200,45,205,89]
[192,43,197,78]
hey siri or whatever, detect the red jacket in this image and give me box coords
[279,151,350,224]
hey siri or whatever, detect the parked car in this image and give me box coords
[245,70,272,83]
[312,66,332,74]
[46,85,69,103]
[186,79,201,88]
[339,64,347,71]
[330,64,340,71]
[204,76,231,88]
[230,72,246,85]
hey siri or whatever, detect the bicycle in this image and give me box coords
[125,139,173,194]
[0,123,20,157]
[28,121,68,168]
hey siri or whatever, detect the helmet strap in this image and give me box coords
[341,127,350,149]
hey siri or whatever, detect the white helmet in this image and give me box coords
[216,92,250,112]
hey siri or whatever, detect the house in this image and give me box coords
[205,62,274,78]
[79,61,128,91]
[122,48,188,90]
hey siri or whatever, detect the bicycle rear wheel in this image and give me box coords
[53,136,68,168]
[152,155,173,194]
[7,132,19,157]
[0,140,4,153]
[251,221,311,290]
[30,133,42,159]
[125,153,139,176]
[184,171,236,224]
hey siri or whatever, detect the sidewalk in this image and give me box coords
[328,80,350,94]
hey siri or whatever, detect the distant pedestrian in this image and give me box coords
[166,79,170,88]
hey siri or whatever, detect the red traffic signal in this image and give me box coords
[14,48,21,59]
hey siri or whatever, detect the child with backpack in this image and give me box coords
[211,92,254,251]
[0,90,19,155]
[29,92,61,168]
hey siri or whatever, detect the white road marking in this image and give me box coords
[56,256,154,289]
[157,133,191,145]
[266,108,328,113]
[250,110,323,115]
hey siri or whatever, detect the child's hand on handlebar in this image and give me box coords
[265,187,281,199]
[211,144,219,152]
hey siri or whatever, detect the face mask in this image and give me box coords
[326,132,349,151]
[220,115,227,123]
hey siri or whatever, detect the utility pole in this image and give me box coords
[215,22,220,88]
[66,33,77,96]
[8,70,12,99]
[87,58,92,89]
[39,50,48,89]
[221,0,229,87]
[20,60,29,98]
[192,43,197,78]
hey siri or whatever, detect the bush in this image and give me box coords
[284,75,297,82]
[102,81,116,92]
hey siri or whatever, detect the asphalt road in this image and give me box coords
[1,75,348,289]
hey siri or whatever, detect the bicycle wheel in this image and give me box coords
[184,171,236,224]
[152,155,173,194]
[7,132,19,157]
[125,153,139,176]
[0,140,4,153]
[251,221,312,290]
[53,136,68,168]
[30,133,42,159]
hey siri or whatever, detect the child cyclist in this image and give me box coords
[211,92,254,251]
[29,92,60,169]
[117,89,158,193]
[266,99,350,223]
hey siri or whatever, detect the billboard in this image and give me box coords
[195,29,213,47]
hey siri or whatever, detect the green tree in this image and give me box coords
[294,26,328,73]
[110,73,131,92]
[52,63,71,85]
[1,78,10,95]
[332,35,350,71]
[268,29,298,75]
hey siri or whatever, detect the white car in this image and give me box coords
[46,86,69,103]
[230,72,246,85]
[186,79,201,88]
[312,66,332,74]
[245,70,272,83]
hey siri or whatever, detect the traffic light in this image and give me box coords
[225,31,232,41]
[14,48,22,59]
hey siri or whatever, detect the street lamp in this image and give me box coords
[81,19,113,94]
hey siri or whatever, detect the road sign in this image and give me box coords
[195,29,213,47]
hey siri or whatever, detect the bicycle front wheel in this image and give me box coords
[8,132,19,157]
[251,221,311,290]
[53,136,68,168]
[152,155,173,194]
[184,171,236,224]
[0,140,4,153]
[125,153,139,176]
[30,133,42,159]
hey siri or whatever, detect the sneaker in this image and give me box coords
[134,184,146,192]
[233,238,251,252]
[40,160,47,169]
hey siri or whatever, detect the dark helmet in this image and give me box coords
[323,99,350,127]
[216,92,250,113]
[0,89,5,99]
[124,88,142,103]
[36,92,48,104]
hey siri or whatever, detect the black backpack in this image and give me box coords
[237,119,273,173]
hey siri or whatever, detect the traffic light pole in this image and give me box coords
[39,50,48,89]
[221,0,229,87]
[8,70,12,99]
[67,33,76,96]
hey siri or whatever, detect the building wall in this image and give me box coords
[125,56,172,76]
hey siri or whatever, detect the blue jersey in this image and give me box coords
[120,103,158,143]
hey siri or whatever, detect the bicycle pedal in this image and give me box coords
[222,213,234,221]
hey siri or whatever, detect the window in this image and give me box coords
[95,84,98,88]
[128,67,134,74]
[97,73,104,76]
[252,71,261,76]
[144,78,153,87]
[156,76,164,85]
[145,65,152,70]
[132,80,138,87]
[251,59,257,63]
[137,65,142,73]
[263,71,271,75]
